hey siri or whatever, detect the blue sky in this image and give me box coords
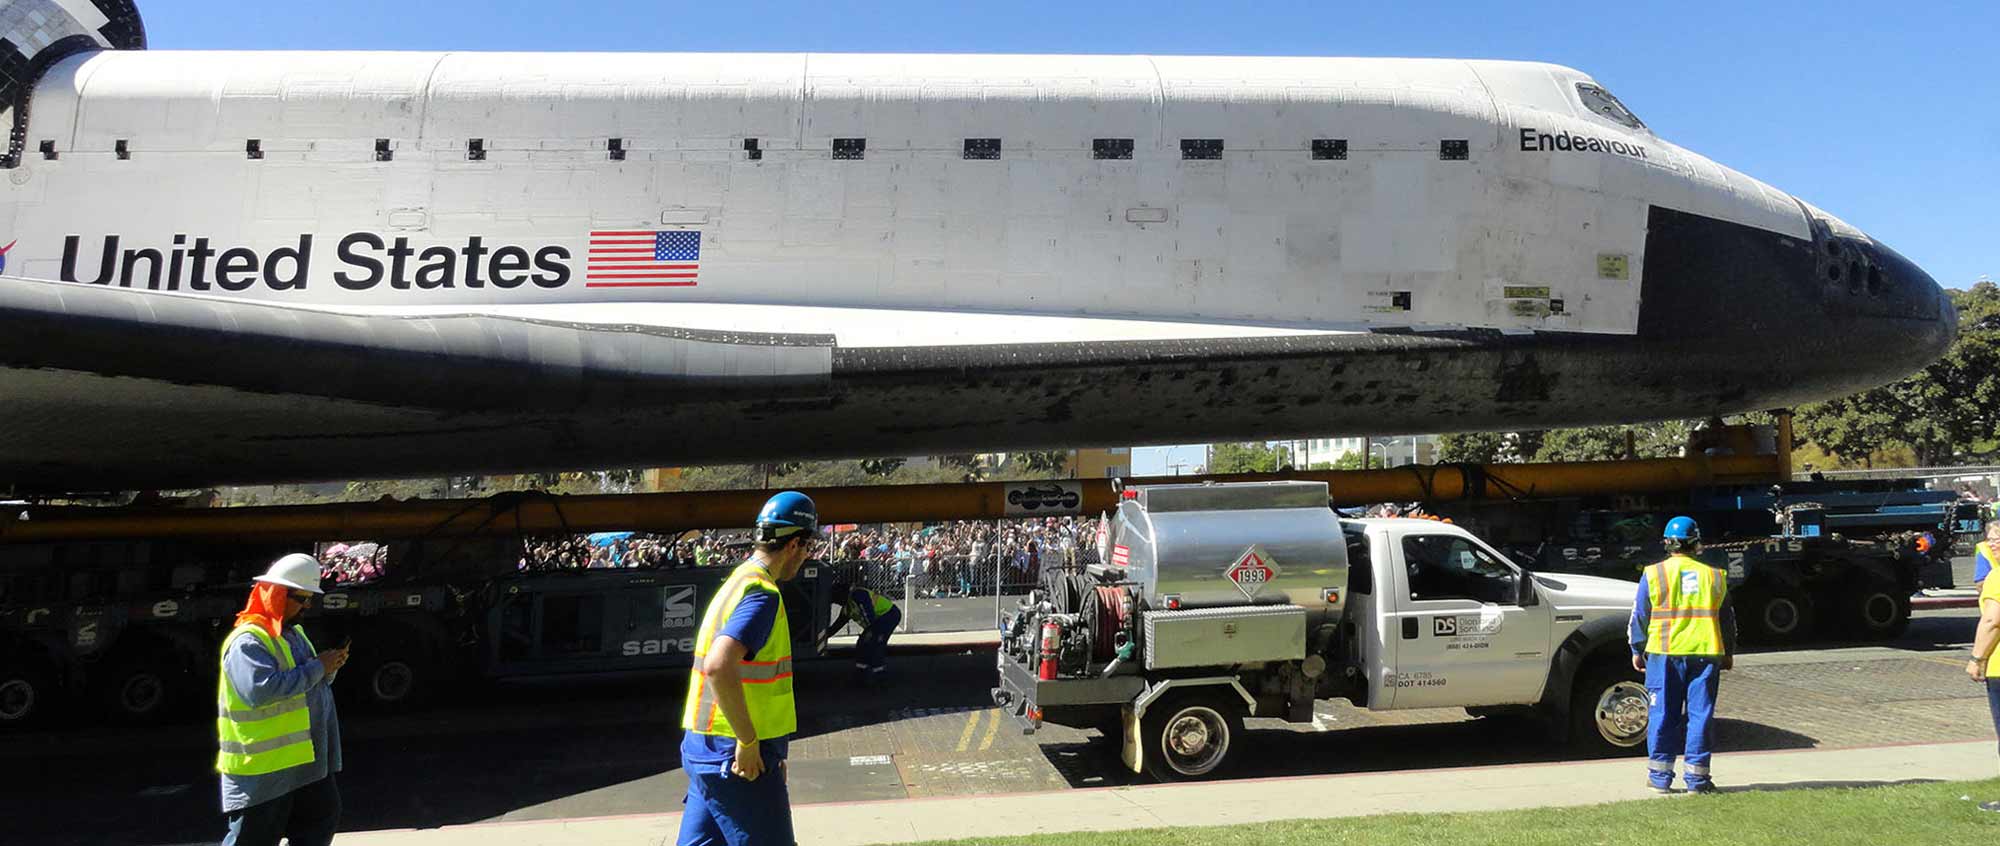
[146,1,1996,474]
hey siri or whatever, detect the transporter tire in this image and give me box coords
[1567,661,1649,756]
[1140,691,1244,782]
[1737,585,1814,645]
[339,622,441,712]
[0,655,59,728]
[1838,579,1911,641]
[90,649,193,725]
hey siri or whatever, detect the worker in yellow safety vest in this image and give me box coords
[1627,516,1736,794]
[1972,523,1999,584]
[215,553,350,846]
[678,491,820,846]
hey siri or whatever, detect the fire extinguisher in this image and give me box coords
[1038,618,1061,680]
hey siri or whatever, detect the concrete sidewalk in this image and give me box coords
[339,739,1999,846]
[826,630,1000,652]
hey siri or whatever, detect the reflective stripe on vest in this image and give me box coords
[215,624,317,776]
[681,562,797,741]
[1645,555,1727,656]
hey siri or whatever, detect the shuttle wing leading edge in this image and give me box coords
[0,274,836,412]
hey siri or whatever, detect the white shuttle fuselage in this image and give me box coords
[0,1,1955,491]
[18,52,1765,336]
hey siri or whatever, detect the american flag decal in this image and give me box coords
[586,230,700,288]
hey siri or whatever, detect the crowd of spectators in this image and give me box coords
[316,516,1099,597]
[828,516,1098,597]
[518,531,752,571]
[319,543,386,584]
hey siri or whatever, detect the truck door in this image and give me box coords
[1385,531,1551,708]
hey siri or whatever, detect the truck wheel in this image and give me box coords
[1568,663,1649,756]
[1739,586,1814,645]
[1840,580,1911,640]
[0,659,58,728]
[1139,692,1243,782]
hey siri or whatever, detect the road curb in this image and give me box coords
[1913,596,1979,610]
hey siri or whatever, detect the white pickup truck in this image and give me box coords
[994,481,1646,781]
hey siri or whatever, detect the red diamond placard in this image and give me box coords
[1225,545,1278,599]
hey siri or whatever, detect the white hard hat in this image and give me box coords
[255,553,325,594]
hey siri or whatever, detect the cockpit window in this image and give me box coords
[1576,82,1645,130]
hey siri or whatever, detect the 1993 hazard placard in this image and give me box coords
[1225,545,1279,599]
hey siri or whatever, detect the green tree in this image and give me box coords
[1008,450,1073,478]
[1530,427,1632,462]
[932,454,987,483]
[1530,420,1694,463]
[1208,442,1291,473]
[1796,282,2000,466]
[859,457,906,477]
[1435,432,1510,464]
[1435,431,1550,464]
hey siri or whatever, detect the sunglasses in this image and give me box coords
[288,591,315,604]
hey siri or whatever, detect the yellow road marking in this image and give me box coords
[978,707,1001,751]
[955,709,981,752]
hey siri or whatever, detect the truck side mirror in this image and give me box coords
[1516,573,1539,607]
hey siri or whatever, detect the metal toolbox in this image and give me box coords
[1142,605,1307,670]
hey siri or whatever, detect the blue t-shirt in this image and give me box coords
[680,589,789,766]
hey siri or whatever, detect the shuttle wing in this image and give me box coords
[0,274,837,414]
[0,274,1371,416]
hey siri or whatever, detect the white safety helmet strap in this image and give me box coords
[253,553,326,594]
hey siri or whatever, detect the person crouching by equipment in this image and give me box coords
[819,581,901,678]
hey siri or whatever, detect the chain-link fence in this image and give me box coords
[817,515,1105,634]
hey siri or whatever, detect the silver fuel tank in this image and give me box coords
[1111,481,1349,627]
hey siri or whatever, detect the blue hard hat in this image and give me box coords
[755,491,820,540]
[1663,516,1701,541]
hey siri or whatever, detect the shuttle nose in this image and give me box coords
[1824,233,1957,367]
[1633,204,1953,412]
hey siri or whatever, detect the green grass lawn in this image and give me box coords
[909,778,2000,846]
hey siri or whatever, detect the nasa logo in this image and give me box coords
[0,239,14,274]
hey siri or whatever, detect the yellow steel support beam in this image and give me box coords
[0,453,1785,544]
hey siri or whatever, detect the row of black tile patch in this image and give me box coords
[33,136,1476,162]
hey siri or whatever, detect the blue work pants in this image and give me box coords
[677,756,794,846]
[1986,679,2000,755]
[1646,654,1721,789]
[221,774,340,846]
[857,608,901,671]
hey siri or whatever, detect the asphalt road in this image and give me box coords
[1,603,1987,846]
